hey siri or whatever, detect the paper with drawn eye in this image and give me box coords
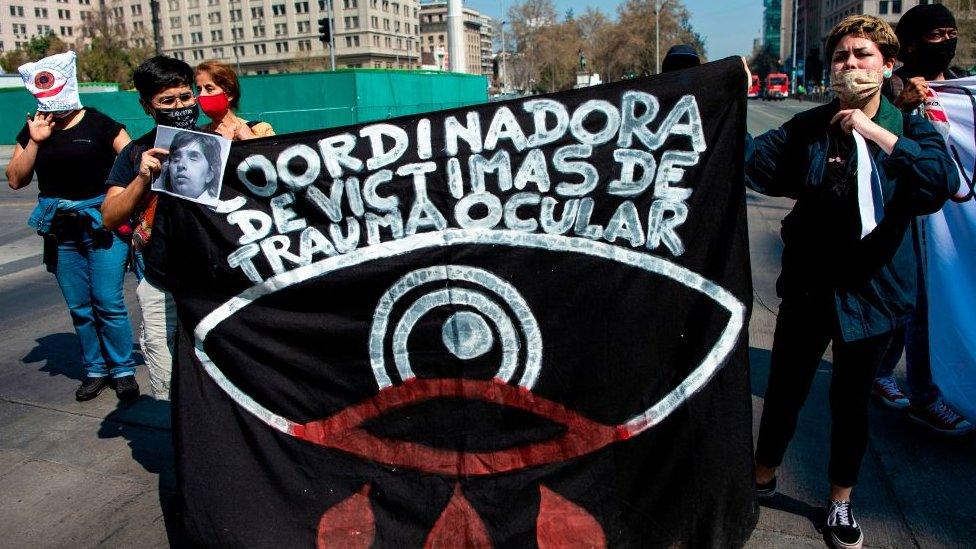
[853,129,885,238]
[18,51,82,113]
[151,125,231,208]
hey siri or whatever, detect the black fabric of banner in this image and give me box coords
[165,56,757,547]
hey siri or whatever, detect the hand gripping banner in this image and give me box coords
[162,57,757,547]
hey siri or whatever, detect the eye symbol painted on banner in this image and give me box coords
[192,230,746,546]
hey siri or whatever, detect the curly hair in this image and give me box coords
[825,15,899,61]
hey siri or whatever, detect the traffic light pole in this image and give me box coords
[325,0,336,71]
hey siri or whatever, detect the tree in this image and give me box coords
[74,6,153,87]
[505,0,707,91]
[0,32,69,73]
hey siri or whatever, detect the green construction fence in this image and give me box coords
[0,69,488,145]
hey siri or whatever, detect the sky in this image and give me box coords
[462,0,764,61]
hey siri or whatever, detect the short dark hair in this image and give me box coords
[825,15,899,62]
[169,131,222,188]
[133,56,195,102]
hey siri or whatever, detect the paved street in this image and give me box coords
[0,99,973,548]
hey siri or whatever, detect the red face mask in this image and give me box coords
[198,92,230,119]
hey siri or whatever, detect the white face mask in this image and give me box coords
[830,68,884,106]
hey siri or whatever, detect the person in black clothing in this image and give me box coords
[745,15,959,549]
[102,55,201,400]
[5,92,138,402]
[871,3,973,435]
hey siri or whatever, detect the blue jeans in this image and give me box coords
[53,230,136,378]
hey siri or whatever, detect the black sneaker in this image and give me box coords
[826,499,863,549]
[755,476,777,500]
[111,375,140,401]
[75,376,110,401]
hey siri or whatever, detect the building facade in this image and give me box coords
[417,1,493,78]
[1,0,425,74]
[763,0,783,57]
[776,0,975,85]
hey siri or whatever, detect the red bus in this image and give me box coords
[748,75,760,98]
[765,73,789,100]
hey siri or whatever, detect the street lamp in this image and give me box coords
[654,0,670,74]
[500,20,507,93]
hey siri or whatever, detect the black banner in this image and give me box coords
[166,56,757,547]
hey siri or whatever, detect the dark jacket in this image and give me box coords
[745,97,959,341]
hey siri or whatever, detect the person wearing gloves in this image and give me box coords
[745,15,959,549]
[5,51,138,402]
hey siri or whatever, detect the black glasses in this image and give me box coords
[154,92,195,107]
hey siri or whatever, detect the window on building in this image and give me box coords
[174,51,185,60]
[211,30,223,41]
[295,2,309,13]
[209,11,221,24]
[188,0,199,8]
[60,26,73,36]
[253,25,266,37]
[191,32,203,43]
[131,4,142,16]
[189,14,201,26]
[208,0,219,5]
[273,4,286,16]
[385,36,391,47]
[252,7,264,18]
[878,1,888,14]
[373,35,380,46]
[393,2,399,14]
[168,0,179,9]
[193,49,204,60]
[346,16,359,29]
[235,45,245,57]
[297,20,310,33]
[35,7,49,17]
[276,41,289,52]
[212,47,224,57]
[273,22,286,35]
[171,34,184,45]
[382,0,389,12]
[892,0,902,13]
[371,16,378,28]
[254,43,267,54]
[383,18,390,30]
[344,0,357,8]
[9,6,24,17]
[298,39,311,51]
[232,27,244,39]
[133,21,144,31]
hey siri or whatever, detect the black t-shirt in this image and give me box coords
[16,108,125,200]
[105,129,170,288]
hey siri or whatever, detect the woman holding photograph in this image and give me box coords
[194,60,275,141]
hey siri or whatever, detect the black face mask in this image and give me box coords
[912,38,957,78]
[153,103,200,130]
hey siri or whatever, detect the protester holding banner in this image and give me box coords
[746,15,959,549]
[872,3,973,435]
[102,56,202,400]
[5,52,140,402]
[194,60,275,141]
